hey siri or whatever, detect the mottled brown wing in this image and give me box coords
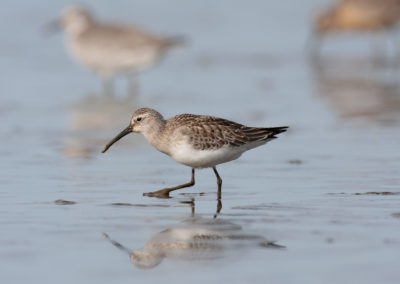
[340,0,400,25]
[186,117,249,150]
[172,114,288,151]
[81,24,162,50]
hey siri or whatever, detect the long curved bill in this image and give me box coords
[102,125,132,153]
[102,233,132,255]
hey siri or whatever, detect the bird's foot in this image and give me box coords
[143,189,171,198]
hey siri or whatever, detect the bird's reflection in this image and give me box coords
[103,199,284,269]
[311,56,400,125]
[62,92,138,159]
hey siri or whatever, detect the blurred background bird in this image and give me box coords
[309,0,400,57]
[48,4,186,96]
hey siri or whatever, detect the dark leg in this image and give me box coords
[127,73,140,97]
[388,29,400,68]
[102,77,115,96]
[306,32,323,63]
[212,166,222,218]
[143,168,195,198]
[370,31,388,67]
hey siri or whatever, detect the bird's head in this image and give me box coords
[101,108,164,153]
[130,250,165,269]
[60,5,93,35]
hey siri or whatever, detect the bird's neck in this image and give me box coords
[66,19,94,38]
[142,120,170,155]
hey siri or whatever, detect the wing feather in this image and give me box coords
[167,114,288,151]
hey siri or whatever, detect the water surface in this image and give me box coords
[1,0,400,283]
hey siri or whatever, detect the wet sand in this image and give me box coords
[1,0,400,283]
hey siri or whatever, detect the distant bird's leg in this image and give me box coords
[102,76,115,96]
[388,28,400,68]
[127,73,140,97]
[143,168,195,198]
[306,31,322,61]
[212,166,222,218]
[370,31,387,67]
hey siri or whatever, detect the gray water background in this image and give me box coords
[1,0,400,283]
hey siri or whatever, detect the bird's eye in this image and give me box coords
[136,117,142,122]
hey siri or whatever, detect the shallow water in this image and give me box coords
[1,0,400,283]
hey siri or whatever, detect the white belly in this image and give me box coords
[169,144,244,169]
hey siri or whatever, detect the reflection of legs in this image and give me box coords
[212,166,222,217]
[144,168,195,198]
[190,198,195,217]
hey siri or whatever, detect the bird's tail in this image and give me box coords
[243,126,289,142]
[259,241,286,249]
[162,35,187,49]
[263,126,289,137]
